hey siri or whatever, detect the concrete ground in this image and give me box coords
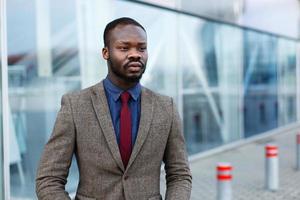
[161,128,300,200]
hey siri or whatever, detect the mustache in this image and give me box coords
[123,61,145,69]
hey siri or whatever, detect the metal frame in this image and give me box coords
[0,0,10,198]
[0,1,3,199]
[175,0,184,121]
[297,42,300,122]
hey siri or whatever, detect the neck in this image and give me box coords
[107,74,137,90]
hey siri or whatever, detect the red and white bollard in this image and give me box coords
[216,163,232,200]
[297,134,300,170]
[265,144,279,191]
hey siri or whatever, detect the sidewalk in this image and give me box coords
[161,129,300,199]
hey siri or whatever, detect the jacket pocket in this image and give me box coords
[75,193,96,200]
[148,194,162,200]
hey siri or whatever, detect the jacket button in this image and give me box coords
[124,175,129,180]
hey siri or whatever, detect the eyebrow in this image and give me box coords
[116,41,147,45]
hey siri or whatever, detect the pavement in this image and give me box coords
[160,128,300,200]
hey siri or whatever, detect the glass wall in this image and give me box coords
[243,32,298,137]
[5,0,299,199]
[180,17,244,154]
[7,0,81,197]
[243,32,279,137]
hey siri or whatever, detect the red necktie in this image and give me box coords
[119,91,132,168]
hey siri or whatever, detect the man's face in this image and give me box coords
[102,24,148,83]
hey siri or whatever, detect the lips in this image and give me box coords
[126,62,143,72]
[127,62,142,68]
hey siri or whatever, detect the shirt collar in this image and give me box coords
[103,77,141,102]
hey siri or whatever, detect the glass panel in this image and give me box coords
[7,0,80,198]
[180,15,244,154]
[277,39,297,125]
[243,31,278,137]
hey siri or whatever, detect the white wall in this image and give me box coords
[239,0,300,38]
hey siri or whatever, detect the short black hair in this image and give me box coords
[103,17,146,47]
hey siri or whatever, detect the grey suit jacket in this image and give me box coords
[36,81,192,200]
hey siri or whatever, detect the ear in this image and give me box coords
[102,47,109,60]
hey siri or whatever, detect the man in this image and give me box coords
[36,17,192,200]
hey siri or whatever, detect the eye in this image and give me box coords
[139,47,147,52]
[119,46,129,51]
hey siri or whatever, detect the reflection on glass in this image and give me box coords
[7,0,80,198]
[180,15,244,154]
[243,32,277,137]
[243,32,297,137]
[183,94,222,154]
[277,39,297,125]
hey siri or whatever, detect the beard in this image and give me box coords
[108,59,146,83]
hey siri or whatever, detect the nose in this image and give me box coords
[128,50,141,61]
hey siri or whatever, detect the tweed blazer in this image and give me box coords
[36,81,192,200]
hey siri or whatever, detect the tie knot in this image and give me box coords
[121,91,130,104]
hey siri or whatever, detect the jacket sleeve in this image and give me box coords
[36,94,75,200]
[163,99,192,200]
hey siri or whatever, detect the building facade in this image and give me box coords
[1,0,300,199]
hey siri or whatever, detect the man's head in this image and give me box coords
[102,17,148,87]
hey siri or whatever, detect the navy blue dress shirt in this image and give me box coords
[103,77,141,146]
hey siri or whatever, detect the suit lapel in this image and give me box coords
[126,87,154,170]
[90,81,125,171]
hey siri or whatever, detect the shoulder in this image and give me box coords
[61,82,102,102]
[142,86,172,101]
[142,86,174,112]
